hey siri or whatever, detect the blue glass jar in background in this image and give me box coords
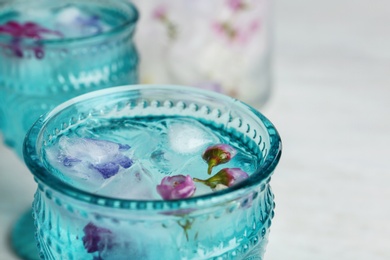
[131,0,273,108]
[0,1,139,259]
[0,0,139,158]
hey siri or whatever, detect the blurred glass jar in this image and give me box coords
[0,0,139,157]
[131,0,272,108]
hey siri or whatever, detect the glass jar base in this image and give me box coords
[10,208,40,260]
[242,236,269,260]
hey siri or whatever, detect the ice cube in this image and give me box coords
[45,143,107,190]
[58,136,121,164]
[95,224,177,260]
[55,7,83,25]
[54,6,106,37]
[95,163,159,200]
[127,131,160,160]
[94,119,162,161]
[167,119,219,154]
[147,118,220,175]
[44,136,133,191]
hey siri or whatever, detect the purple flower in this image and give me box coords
[202,144,237,174]
[92,162,120,179]
[75,15,103,33]
[0,21,63,58]
[156,175,196,200]
[118,143,131,151]
[91,153,133,179]
[82,222,114,253]
[63,156,81,167]
[114,153,133,168]
[57,137,133,179]
[194,168,249,189]
[82,222,144,259]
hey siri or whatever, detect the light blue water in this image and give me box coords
[43,117,260,199]
[34,116,273,259]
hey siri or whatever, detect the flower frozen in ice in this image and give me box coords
[202,144,237,174]
[0,21,63,58]
[82,222,144,259]
[194,168,249,189]
[56,137,133,179]
[82,222,114,254]
[0,21,63,39]
[75,15,103,33]
[62,14,103,37]
[55,7,104,37]
[156,175,196,200]
[92,153,134,179]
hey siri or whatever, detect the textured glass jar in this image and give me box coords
[24,85,282,259]
[131,0,272,108]
[0,0,139,158]
[0,1,139,259]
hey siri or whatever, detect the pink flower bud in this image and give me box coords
[202,144,237,174]
[157,175,196,200]
[194,168,248,189]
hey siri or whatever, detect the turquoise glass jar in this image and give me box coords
[0,0,139,157]
[24,85,282,259]
[0,1,139,259]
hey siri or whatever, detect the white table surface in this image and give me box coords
[1,0,389,259]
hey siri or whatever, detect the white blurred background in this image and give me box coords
[1,0,390,259]
[265,0,390,259]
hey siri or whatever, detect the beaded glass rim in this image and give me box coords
[0,0,138,46]
[24,85,282,211]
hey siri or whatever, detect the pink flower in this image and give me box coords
[194,168,249,189]
[212,21,236,41]
[151,5,177,40]
[152,5,168,20]
[0,21,62,58]
[202,144,237,174]
[157,175,196,200]
[226,0,246,11]
[212,22,225,35]
[236,19,262,45]
[0,21,62,39]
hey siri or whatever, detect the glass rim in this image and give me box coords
[23,85,282,211]
[0,0,139,46]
